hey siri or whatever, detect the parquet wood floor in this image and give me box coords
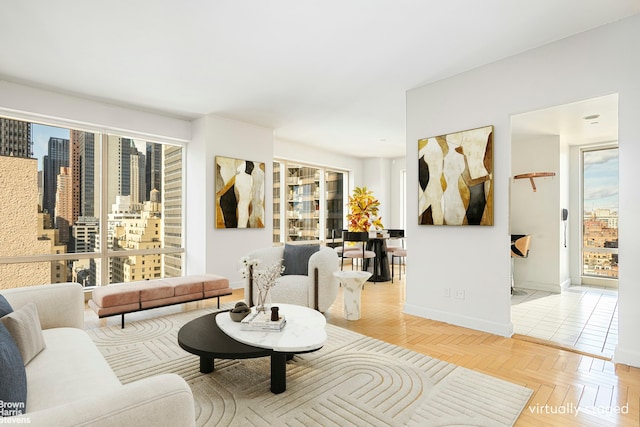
[89,277,639,426]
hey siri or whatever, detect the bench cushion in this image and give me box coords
[92,283,143,307]
[200,274,230,292]
[162,277,204,297]
[139,283,174,302]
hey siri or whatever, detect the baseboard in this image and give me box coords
[613,345,640,368]
[514,280,562,293]
[403,303,513,337]
[560,278,572,291]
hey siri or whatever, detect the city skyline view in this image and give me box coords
[0,116,184,289]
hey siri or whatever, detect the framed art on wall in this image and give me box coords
[215,156,265,228]
[418,125,493,226]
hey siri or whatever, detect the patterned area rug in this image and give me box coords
[87,305,532,426]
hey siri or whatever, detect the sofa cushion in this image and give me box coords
[0,323,27,415]
[26,328,121,412]
[1,303,46,365]
[282,244,320,276]
[271,275,310,306]
[0,294,13,317]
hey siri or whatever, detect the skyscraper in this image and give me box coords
[77,131,96,217]
[146,142,162,201]
[55,166,73,244]
[106,135,134,209]
[130,147,146,204]
[0,118,32,158]
[43,137,69,220]
[163,145,182,277]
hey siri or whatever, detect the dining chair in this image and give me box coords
[341,231,376,275]
[387,229,406,283]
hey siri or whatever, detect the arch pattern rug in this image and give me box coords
[87,306,532,426]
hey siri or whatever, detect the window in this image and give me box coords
[273,160,347,244]
[582,146,618,283]
[0,117,184,289]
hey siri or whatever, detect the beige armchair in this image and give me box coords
[243,245,339,312]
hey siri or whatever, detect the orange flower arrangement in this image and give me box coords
[346,186,383,232]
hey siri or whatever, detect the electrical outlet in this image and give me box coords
[443,288,451,298]
[455,289,465,300]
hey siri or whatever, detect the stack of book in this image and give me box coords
[240,311,287,331]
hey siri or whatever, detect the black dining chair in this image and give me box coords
[341,231,376,275]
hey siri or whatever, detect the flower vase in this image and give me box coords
[256,288,272,313]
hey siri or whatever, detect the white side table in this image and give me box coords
[333,270,372,320]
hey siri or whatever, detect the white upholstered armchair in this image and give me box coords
[243,245,340,312]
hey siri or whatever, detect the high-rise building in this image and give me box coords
[55,166,73,244]
[77,131,96,217]
[94,195,141,285]
[69,131,82,224]
[0,155,61,289]
[110,197,162,283]
[146,142,162,201]
[43,136,69,220]
[106,136,134,209]
[163,145,182,277]
[130,147,146,204]
[72,216,98,253]
[0,118,32,158]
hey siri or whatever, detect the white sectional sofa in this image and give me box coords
[1,283,195,426]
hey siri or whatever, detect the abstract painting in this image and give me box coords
[418,125,493,226]
[215,156,265,228]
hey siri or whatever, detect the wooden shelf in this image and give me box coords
[513,172,555,192]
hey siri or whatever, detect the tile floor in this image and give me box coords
[511,286,618,358]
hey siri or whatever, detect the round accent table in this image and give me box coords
[333,270,372,320]
[216,304,326,393]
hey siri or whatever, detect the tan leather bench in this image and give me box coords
[88,274,232,328]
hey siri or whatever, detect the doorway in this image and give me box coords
[509,94,619,358]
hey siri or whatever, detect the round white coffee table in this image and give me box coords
[216,303,326,393]
[333,270,372,320]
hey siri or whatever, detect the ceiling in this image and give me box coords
[511,94,619,146]
[0,1,638,158]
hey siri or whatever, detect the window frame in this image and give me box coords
[0,112,186,288]
[580,143,619,287]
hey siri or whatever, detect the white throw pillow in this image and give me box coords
[1,302,46,365]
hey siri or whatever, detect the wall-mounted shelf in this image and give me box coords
[513,172,556,192]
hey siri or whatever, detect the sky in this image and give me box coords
[32,123,69,170]
[31,123,148,170]
[583,148,618,213]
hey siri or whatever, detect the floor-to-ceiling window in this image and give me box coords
[581,145,618,286]
[273,160,348,244]
[0,116,184,289]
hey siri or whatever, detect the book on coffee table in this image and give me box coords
[240,311,286,331]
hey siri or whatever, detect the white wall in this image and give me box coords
[186,115,274,287]
[406,14,640,367]
[390,157,407,229]
[510,135,562,292]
